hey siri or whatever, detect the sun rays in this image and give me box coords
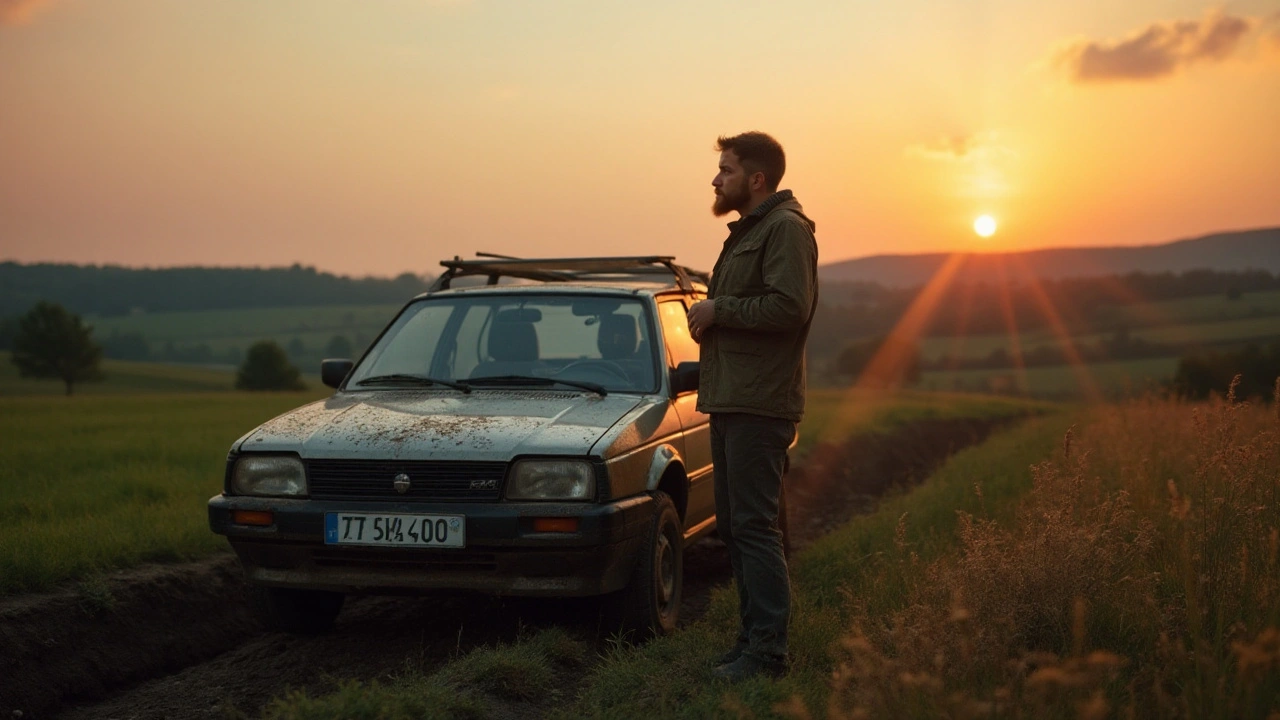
[821,249,1132,443]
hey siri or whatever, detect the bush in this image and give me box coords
[236,341,306,391]
[1172,341,1280,401]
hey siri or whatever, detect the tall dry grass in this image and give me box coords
[800,378,1280,719]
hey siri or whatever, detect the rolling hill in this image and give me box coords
[818,227,1280,288]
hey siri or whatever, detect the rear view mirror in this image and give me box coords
[670,361,699,395]
[321,359,354,389]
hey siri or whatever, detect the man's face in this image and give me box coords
[711,150,753,217]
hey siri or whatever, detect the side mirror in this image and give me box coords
[321,359,354,389]
[670,361,700,395]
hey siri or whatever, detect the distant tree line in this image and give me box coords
[0,262,431,317]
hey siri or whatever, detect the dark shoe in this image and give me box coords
[711,652,788,681]
[715,644,748,666]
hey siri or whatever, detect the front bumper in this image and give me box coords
[208,494,653,597]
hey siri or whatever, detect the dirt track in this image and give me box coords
[0,416,1016,720]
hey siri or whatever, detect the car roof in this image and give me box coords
[418,255,709,300]
[412,279,703,302]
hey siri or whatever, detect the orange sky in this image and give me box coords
[1,0,1278,277]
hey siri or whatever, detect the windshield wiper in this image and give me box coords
[465,375,608,396]
[354,373,472,393]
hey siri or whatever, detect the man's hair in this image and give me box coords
[716,132,786,192]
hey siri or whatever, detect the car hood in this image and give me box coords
[235,390,644,462]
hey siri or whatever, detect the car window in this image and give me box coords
[658,300,699,369]
[355,302,452,378]
[346,294,658,393]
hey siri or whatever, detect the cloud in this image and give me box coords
[904,131,1014,164]
[1051,9,1260,83]
[0,0,54,26]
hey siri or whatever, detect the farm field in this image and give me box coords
[921,357,1180,399]
[271,393,1280,719]
[0,391,326,594]
[916,290,1280,364]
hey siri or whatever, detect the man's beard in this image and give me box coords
[712,182,751,217]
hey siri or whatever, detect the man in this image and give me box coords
[687,132,818,681]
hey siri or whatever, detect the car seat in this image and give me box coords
[470,313,539,378]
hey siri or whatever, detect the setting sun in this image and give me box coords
[974,215,998,238]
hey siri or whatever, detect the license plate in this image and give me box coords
[324,513,465,548]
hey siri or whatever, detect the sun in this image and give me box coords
[973,214,997,238]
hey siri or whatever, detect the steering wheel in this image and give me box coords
[556,359,632,383]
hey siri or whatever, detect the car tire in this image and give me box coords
[606,490,683,639]
[249,585,344,634]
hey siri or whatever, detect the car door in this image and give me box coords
[656,298,714,531]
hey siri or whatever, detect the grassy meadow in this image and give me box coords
[263,387,1280,719]
[0,390,327,594]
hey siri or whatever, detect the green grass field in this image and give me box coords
[0,391,327,594]
[797,387,1050,453]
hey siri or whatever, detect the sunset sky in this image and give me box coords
[2,0,1278,278]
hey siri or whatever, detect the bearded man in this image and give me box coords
[686,131,818,681]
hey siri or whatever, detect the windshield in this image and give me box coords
[347,293,659,393]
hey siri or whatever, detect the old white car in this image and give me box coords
[209,256,729,636]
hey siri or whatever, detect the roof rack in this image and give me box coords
[429,253,710,292]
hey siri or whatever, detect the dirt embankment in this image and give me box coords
[0,414,1018,720]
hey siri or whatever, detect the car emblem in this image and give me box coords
[393,473,411,494]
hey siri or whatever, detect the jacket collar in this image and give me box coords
[726,189,794,234]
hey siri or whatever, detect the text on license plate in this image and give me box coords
[324,513,465,547]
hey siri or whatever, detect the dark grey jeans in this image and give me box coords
[711,411,794,660]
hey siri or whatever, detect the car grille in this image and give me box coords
[306,460,507,502]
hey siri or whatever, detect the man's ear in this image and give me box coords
[750,172,766,191]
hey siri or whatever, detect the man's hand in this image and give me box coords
[687,299,715,343]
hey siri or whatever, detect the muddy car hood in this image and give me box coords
[235,390,644,462]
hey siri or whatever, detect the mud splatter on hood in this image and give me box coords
[236,390,644,461]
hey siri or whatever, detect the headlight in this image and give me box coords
[232,455,307,497]
[505,460,595,501]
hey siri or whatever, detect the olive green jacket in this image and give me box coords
[697,190,818,422]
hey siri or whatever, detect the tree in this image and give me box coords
[236,340,307,391]
[11,301,104,395]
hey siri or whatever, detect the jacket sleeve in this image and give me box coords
[712,217,817,332]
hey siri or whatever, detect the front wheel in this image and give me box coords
[249,585,344,634]
[605,490,683,639]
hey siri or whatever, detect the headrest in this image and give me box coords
[488,318,539,361]
[597,314,637,359]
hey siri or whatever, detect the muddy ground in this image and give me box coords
[0,415,1015,720]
